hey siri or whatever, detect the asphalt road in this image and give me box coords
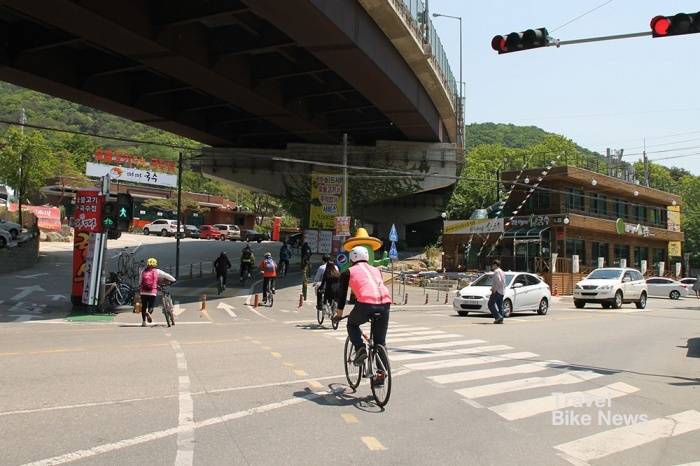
[0,275,698,466]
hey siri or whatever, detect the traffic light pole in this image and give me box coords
[552,31,651,47]
[175,152,183,280]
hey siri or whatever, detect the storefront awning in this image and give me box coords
[503,226,550,240]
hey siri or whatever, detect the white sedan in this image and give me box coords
[645,277,689,300]
[453,272,551,317]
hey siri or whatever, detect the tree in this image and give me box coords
[678,175,700,267]
[0,127,57,203]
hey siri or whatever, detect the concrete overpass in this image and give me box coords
[0,0,462,241]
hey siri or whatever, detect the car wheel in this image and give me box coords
[257,239,262,243]
[0,236,6,248]
[612,290,623,309]
[502,299,513,318]
[574,299,586,309]
[602,302,611,309]
[669,290,680,300]
[160,229,168,237]
[537,298,548,315]
[9,228,18,240]
[636,292,647,309]
[457,311,469,317]
[143,228,150,236]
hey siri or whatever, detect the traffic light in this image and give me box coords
[651,12,700,38]
[102,201,118,232]
[115,193,133,232]
[492,27,549,54]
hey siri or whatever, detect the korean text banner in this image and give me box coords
[309,173,343,230]
[443,218,504,235]
[86,162,177,188]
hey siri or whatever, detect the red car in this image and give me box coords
[199,225,225,240]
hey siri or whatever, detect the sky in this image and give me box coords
[428,0,700,174]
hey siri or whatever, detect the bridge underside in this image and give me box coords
[0,0,451,148]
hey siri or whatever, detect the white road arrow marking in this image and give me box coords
[11,285,46,302]
[15,273,49,279]
[48,295,68,302]
[217,302,237,318]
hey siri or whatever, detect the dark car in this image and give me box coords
[185,225,200,239]
[242,229,270,243]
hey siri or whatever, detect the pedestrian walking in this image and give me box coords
[487,259,506,324]
[693,273,700,299]
[139,258,176,327]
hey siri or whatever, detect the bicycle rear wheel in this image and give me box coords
[330,302,339,330]
[370,345,392,407]
[344,336,362,390]
[115,283,134,306]
[317,304,325,325]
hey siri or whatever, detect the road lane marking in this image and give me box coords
[270,352,282,358]
[294,369,308,377]
[428,360,565,384]
[404,352,539,371]
[392,339,486,351]
[386,326,431,333]
[361,436,386,451]
[341,413,358,424]
[456,371,604,399]
[383,333,465,344]
[308,380,323,389]
[391,344,513,362]
[0,348,85,357]
[246,304,275,321]
[490,382,639,421]
[554,410,700,464]
[169,340,194,466]
[262,346,272,350]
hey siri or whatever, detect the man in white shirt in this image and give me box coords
[488,259,506,324]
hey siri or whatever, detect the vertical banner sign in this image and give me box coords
[335,216,351,236]
[309,174,343,229]
[81,234,98,305]
[71,231,91,299]
[272,217,282,241]
[667,205,681,232]
[70,190,104,233]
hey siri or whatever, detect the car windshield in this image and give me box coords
[587,269,622,280]
[470,273,514,287]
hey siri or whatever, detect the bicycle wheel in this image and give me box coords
[217,276,224,295]
[115,283,133,306]
[344,336,362,390]
[370,345,392,407]
[317,304,325,325]
[330,302,339,330]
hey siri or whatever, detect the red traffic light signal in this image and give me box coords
[492,28,549,54]
[651,12,700,37]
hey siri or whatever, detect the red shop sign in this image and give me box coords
[69,190,104,233]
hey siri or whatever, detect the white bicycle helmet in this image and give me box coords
[349,246,369,263]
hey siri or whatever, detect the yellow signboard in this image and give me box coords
[667,205,681,232]
[309,173,343,230]
[444,218,504,235]
[668,241,682,257]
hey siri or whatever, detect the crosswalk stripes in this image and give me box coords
[427,360,565,384]
[391,344,513,362]
[454,370,603,399]
[553,410,700,464]
[405,352,538,372]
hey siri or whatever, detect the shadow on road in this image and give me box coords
[678,337,700,358]
[293,384,384,413]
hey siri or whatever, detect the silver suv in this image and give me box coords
[143,219,184,237]
[214,224,241,241]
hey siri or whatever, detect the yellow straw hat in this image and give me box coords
[343,227,383,251]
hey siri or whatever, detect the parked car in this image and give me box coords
[573,267,647,309]
[214,224,241,241]
[199,225,225,240]
[0,219,21,239]
[0,229,11,248]
[241,229,270,243]
[143,219,184,237]
[184,225,200,239]
[453,271,551,317]
[645,277,689,300]
[680,277,697,286]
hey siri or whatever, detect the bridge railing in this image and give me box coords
[390,0,460,109]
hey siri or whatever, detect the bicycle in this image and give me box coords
[105,272,135,307]
[114,246,141,283]
[261,279,275,307]
[278,260,288,277]
[338,313,392,407]
[240,263,253,286]
[159,284,175,327]
[316,288,339,330]
[217,274,226,295]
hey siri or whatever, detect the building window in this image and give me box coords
[634,246,649,268]
[590,194,608,216]
[566,188,584,211]
[565,239,586,264]
[528,191,550,210]
[591,242,609,266]
[613,198,627,219]
[634,205,647,223]
[614,244,630,265]
[653,248,666,265]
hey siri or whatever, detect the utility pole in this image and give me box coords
[175,152,183,280]
[17,108,26,228]
[643,138,650,187]
[342,133,348,217]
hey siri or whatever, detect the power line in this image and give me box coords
[551,0,615,33]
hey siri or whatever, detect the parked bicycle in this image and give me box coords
[159,284,175,327]
[337,313,392,407]
[105,272,135,307]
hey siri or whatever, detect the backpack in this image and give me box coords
[242,250,252,262]
[263,258,276,273]
[324,263,340,280]
[141,268,158,293]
